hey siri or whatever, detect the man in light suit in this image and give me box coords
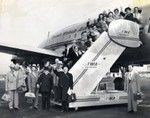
[125,65,141,112]
[5,64,20,110]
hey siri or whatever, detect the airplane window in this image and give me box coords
[98,83,106,91]
[93,82,106,92]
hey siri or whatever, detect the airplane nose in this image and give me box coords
[108,19,141,48]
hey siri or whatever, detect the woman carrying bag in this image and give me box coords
[5,64,20,111]
[27,64,39,109]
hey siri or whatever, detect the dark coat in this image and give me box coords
[37,72,53,93]
[85,40,91,48]
[62,73,73,101]
[78,42,87,53]
[54,70,73,101]
[62,73,73,90]
[54,70,64,87]
[67,46,81,64]
[124,13,134,21]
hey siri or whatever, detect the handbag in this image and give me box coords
[68,93,76,102]
[25,92,35,104]
[134,76,143,101]
[25,92,36,98]
[134,93,142,100]
[1,93,11,102]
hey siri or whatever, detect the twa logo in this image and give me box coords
[109,95,115,100]
[85,61,100,69]
[119,30,130,36]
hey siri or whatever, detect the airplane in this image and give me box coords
[0,0,150,109]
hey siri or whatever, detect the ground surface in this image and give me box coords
[0,78,150,118]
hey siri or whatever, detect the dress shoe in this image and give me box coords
[14,107,20,110]
[60,110,65,112]
[9,107,13,112]
[34,106,38,110]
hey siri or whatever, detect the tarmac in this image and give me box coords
[0,78,150,118]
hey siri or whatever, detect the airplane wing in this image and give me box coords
[0,41,62,58]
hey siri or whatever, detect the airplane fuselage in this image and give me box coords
[39,4,150,70]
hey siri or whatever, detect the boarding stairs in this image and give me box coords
[69,19,141,97]
[69,32,125,96]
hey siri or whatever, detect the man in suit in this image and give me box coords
[51,59,61,102]
[61,66,73,112]
[78,40,87,54]
[5,64,20,110]
[125,65,141,112]
[53,61,64,102]
[54,66,73,112]
[67,40,81,67]
[36,67,53,110]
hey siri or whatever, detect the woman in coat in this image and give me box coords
[27,64,39,109]
[126,65,141,112]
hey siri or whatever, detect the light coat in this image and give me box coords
[5,70,20,109]
[28,72,38,93]
[126,70,141,112]
[17,68,28,88]
[5,71,18,91]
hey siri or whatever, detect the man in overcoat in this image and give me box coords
[54,66,73,112]
[61,66,73,112]
[125,65,141,112]
[36,67,53,110]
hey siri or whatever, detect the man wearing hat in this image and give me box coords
[54,65,73,112]
[61,66,73,112]
[5,64,20,110]
[36,67,53,110]
[51,59,60,102]
[53,61,64,102]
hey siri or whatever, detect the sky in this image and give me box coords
[0,0,138,74]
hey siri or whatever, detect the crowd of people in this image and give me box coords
[59,6,143,69]
[86,6,142,33]
[5,58,73,112]
[4,58,142,113]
